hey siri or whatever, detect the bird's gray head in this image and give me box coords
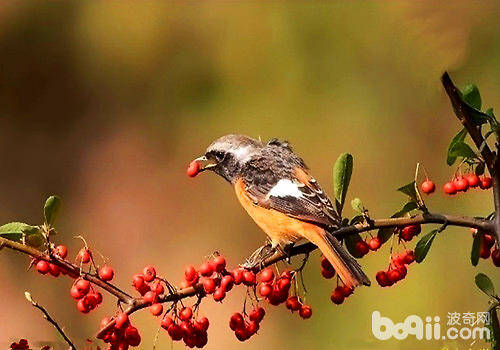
[191,134,262,183]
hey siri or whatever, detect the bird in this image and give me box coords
[188,134,370,288]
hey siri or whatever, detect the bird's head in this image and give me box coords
[188,134,262,183]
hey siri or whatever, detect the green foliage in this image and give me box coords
[475,273,496,298]
[377,227,394,244]
[471,231,482,267]
[462,84,482,110]
[446,128,468,166]
[415,229,438,263]
[0,222,43,246]
[350,198,364,214]
[333,153,353,215]
[397,182,418,203]
[44,195,61,227]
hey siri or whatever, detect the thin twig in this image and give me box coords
[25,291,77,350]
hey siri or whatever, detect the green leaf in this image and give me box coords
[344,233,364,259]
[475,273,496,298]
[349,215,364,225]
[351,198,364,214]
[487,307,500,349]
[415,229,438,263]
[44,195,61,226]
[397,182,418,203]
[471,231,482,266]
[333,153,353,215]
[0,222,41,243]
[446,128,468,166]
[377,227,394,244]
[391,201,418,218]
[462,84,482,110]
[448,142,477,162]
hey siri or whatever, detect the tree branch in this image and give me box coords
[25,291,76,350]
[441,72,500,241]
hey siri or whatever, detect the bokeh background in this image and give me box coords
[0,1,499,349]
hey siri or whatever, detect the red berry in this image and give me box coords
[167,323,183,341]
[115,313,129,329]
[77,248,91,263]
[199,261,214,277]
[77,298,91,314]
[161,316,173,330]
[492,249,500,267]
[249,307,265,323]
[443,181,457,195]
[483,234,496,249]
[259,283,272,297]
[187,160,200,178]
[247,320,259,335]
[375,271,390,287]
[321,267,335,279]
[98,265,114,281]
[151,281,164,295]
[184,265,198,282]
[221,275,234,292]
[132,274,145,289]
[396,264,407,279]
[229,313,245,331]
[143,291,157,304]
[180,307,193,321]
[213,287,226,301]
[400,224,421,241]
[149,303,163,316]
[480,177,493,190]
[231,268,245,285]
[235,327,250,341]
[480,244,491,259]
[48,263,60,277]
[330,286,345,304]
[285,296,301,311]
[212,256,226,272]
[124,326,141,346]
[54,245,68,259]
[36,260,49,274]
[454,177,469,192]
[466,174,480,188]
[202,277,217,294]
[142,265,156,282]
[403,250,415,265]
[387,269,401,283]
[91,292,103,305]
[420,180,435,194]
[342,285,354,297]
[354,240,369,256]
[243,271,256,286]
[259,268,275,283]
[299,305,312,319]
[70,285,84,300]
[320,256,334,271]
[75,279,91,294]
[368,237,381,251]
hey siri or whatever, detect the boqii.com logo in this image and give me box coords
[372,311,491,341]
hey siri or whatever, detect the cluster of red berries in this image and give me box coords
[161,307,209,348]
[99,313,141,349]
[181,255,255,303]
[319,257,354,304]
[9,339,29,350]
[421,174,492,196]
[70,278,103,313]
[131,265,166,316]
[375,250,415,287]
[398,224,421,242]
[35,245,70,277]
[353,236,382,257]
[229,307,265,342]
[471,229,500,267]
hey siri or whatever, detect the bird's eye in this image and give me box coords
[215,152,224,162]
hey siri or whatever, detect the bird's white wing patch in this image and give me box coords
[267,179,303,198]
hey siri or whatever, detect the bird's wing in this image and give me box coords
[244,167,340,229]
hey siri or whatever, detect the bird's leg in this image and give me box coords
[277,243,294,264]
[240,241,275,270]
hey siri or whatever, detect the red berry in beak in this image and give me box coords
[187,161,200,177]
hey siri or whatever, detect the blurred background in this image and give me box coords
[0,1,499,349]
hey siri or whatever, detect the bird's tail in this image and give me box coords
[303,228,370,288]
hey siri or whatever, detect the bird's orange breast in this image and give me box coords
[234,178,320,246]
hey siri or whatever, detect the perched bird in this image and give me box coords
[188,134,370,288]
